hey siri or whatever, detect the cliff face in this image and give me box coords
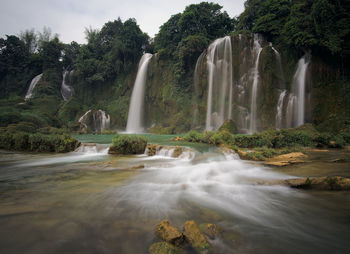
[6,34,347,134]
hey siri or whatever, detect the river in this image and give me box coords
[0,135,349,253]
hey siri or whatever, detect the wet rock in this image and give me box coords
[172,136,185,141]
[263,152,307,166]
[329,158,346,163]
[146,144,161,156]
[183,220,211,254]
[199,223,223,240]
[155,220,184,246]
[172,147,183,158]
[285,176,350,190]
[149,242,185,254]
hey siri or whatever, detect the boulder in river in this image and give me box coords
[155,220,184,246]
[148,242,185,254]
[183,220,211,254]
[199,223,222,240]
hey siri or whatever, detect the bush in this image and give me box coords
[183,130,204,143]
[109,134,147,154]
[0,132,79,152]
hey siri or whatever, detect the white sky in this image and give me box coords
[0,0,245,44]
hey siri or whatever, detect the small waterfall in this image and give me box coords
[25,73,42,100]
[205,36,233,131]
[270,42,285,88]
[276,90,286,129]
[286,94,297,128]
[61,70,74,100]
[78,109,110,133]
[249,35,262,134]
[126,53,153,133]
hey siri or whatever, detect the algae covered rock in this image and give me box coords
[183,220,211,253]
[285,176,350,190]
[155,220,184,246]
[108,134,147,154]
[149,242,185,254]
[218,119,238,134]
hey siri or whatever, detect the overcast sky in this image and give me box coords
[0,0,245,44]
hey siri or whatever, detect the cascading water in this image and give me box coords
[294,55,310,126]
[205,36,233,131]
[126,53,153,133]
[285,54,310,128]
[248,35,262,134]
[276,90,286,129]
[78,109,110,133]
[25,73,42,100]
[61,70,74,100]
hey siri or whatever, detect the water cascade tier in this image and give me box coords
[205,36,233,131]
[61,70,74,100]
[78,109,110,133]
[286,54,311,128]
[126,53,153,133]
[248,35,262,134]
[194,34,311,133]
[25,73,43,100]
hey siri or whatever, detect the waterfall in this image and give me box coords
[293,55,310,126]
[205,36,233,131]
[270,42,285,88]
[248,35,262,134]
[25,73,42,100]
[285,54,310,128]
[61,70,74,100]
[126,53,153,133]
[78,109,110,133]
[276,90,286,129]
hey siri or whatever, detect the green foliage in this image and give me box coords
[219,119,238,134]
[110,134,147,154]
[0,132,79,152]
[183,130,204,143]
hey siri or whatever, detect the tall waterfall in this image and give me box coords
[205,36,233,131]
[285,54,310,127]
[25,74,42,100]
[248,35,262,134]
[126,53,153,133]
[61,70,74,101]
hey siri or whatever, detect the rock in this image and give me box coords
[172,136,185,141]
[146,144,161,156]
[183,220,211,254]
[199,223,223,240]
[285,176,350,190]
[218,119,238,134]
[263,152,308,166]
[155,220,184,246]
[149,242,185,254]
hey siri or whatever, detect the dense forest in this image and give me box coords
[0,0,349,136]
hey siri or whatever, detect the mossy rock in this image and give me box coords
[199,223,223,240]
[155,220,184,246]
[183,220,211,254]
[109,134,147,155]
[219,119,238,134]
[149,242,185,254]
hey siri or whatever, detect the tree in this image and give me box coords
[19,28,38,54]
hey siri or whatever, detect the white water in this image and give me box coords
[61,70,74,100]
[25,73,42,100]
[205,36,233,131]
[285,55,310,128]
[249,35,262,134]
[111,150,295,220]
[126,53,153,133]
[293,55,310,126]
[276,90,286,129]
[78,109,110,133]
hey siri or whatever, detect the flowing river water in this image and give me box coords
[0,135,349,254]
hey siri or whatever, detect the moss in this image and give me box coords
[0,132,80,152]
[109,134,147,154]
[218,119,238,134]
[149,242,185,254]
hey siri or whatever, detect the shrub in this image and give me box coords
[110,135,147,154]
[183,130,204,143]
